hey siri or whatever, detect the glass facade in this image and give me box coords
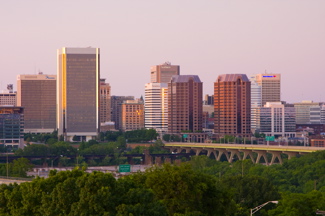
[0,107,24,147]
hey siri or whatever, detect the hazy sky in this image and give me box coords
[1,0,324,103]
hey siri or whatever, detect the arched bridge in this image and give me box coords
[164,143,324,165]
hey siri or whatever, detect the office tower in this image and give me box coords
[204,94,214,105]
[111,96,134,130]
[144,83,168,133]
[254,74,281,106]
[121,99,144,131]
[214,74,251,137]
[294,101,321,124]
[100,79,111,131]
[259,102,296,138]
[17,73,56,133]
[168,75,203,133]
[0,106,24,148]
[150,62,180,83]
[57,47,100,141]
[250,78,262,133]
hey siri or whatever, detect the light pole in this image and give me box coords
[250,201,278,216]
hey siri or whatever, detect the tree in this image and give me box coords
[145,129,158,141]
[268,191,325,216]
[117,136,127,149]
[144,163,235,215]
[221,175,280,216]
[72,135,79,142]
[11,158,33,177]
[162,134,171,142]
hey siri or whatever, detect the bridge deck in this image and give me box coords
[165,143,324,153]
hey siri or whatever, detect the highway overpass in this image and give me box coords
[164,143,325,165]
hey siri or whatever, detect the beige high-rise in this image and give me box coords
[17,73,56,133]
[57,47,100,142]
[255,74,281,106]
[150,62,180,83]
[121,99,144,131]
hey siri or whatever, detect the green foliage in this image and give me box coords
[268,191,325,216]
[72,135,79,142]
[145,163,235,216]
[163,134,181,142]
[24,130,58,143]
[0,165,236,216]
[117,136,127,149]
[221,175,280,216]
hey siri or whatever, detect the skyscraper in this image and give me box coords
[254,74,281,106]
[100,78,111,131]
[150,62,180,83]
[17,73,56,133]
[111,96,134,130]
[57,47,100,141]
[121,98,144,131]
[168,75,203,133]
[144,83,168,133]
[214,74,251,137]
[250,77,262,133]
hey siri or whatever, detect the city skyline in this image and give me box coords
[1,1,324,103]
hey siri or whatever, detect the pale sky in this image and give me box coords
[1,0,324,103]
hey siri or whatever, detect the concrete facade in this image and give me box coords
[144,83,168,133]
[150,62,180,83]
[121,99,144,131]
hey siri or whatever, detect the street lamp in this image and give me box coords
[250,201,278,216]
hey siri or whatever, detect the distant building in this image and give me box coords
[111,96,134,130]
[144,83,168,133]
[250,77,262,133]
[168,75,203,133]
[121,99,144,131]
[0,91,16,106]
[150,62,180,83]
[57,47,100,141]
[100,79,111,131]
[296,124,325,136]
[17,73,56,133]
[0,106,24,149]
[214,74,251,137]
[294,101,321,124]
[254,73,281,106]
[204,94,214,105]
[259,102,296,138]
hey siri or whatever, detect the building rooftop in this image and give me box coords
[217,74,249,82]
[170,75,201,83]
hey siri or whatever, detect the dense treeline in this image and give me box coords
[2,150,325,215]
[0,164,235,216]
